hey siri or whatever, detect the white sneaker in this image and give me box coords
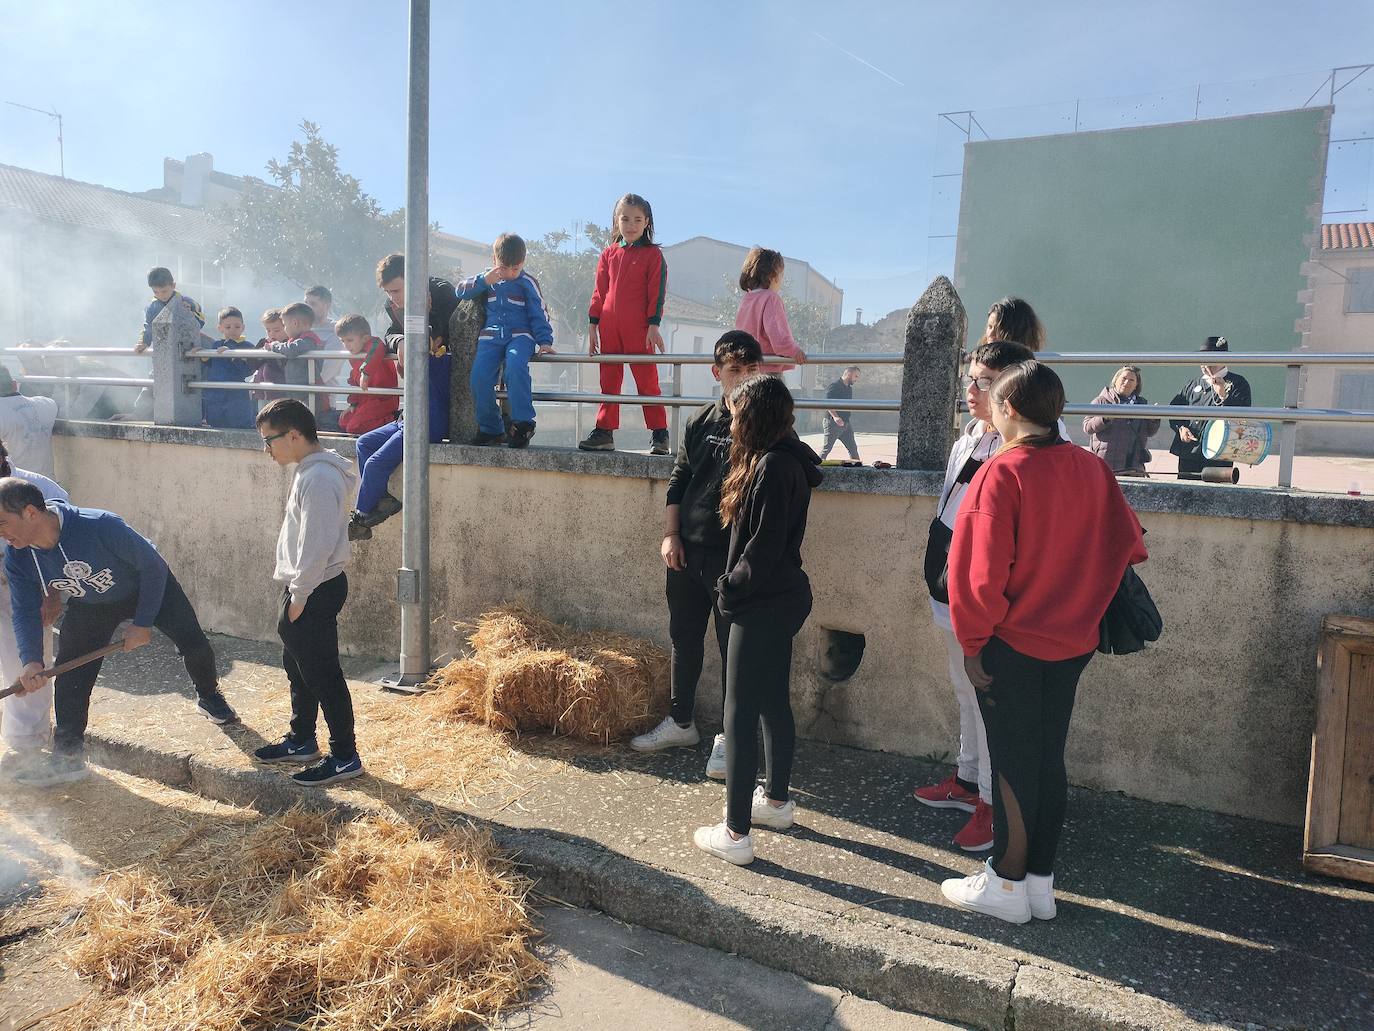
[693,821,754,865]
[940,860,1032,924]
[725,785,796,831]
[1026,872,1056,920]
[705,733,726,779]
[631,716,700,753]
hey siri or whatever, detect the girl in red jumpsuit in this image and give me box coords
[579,193,671,455]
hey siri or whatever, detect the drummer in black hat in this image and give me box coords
[1167,336,1253,480]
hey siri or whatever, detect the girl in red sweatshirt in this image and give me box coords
[943,360,1146,925]
[579,193,670,455]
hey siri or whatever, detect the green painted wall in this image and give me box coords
[954,107,1329,407]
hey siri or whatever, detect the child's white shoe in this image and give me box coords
[693,822,754,865]
[940,860,1032,924]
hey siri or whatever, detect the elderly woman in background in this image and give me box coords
[1083,365,1160,477]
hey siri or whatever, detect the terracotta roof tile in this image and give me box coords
[0,163,217,250]
[1322,222,1374,250]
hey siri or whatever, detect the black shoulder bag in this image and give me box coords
[1098,563,1163,655]
[923,445,986,604]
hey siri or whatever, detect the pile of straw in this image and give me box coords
[62,808,543,1031]
[423,605,669,744]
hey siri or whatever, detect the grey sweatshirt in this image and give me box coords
[274,449,355,606]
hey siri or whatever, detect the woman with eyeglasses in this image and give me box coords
[1083,366,1160,477]
[913,340,1037,854]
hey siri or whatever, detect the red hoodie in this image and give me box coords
[338,337,399,435]
[949,442,1147,661]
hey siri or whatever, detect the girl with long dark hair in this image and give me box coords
[693,376,822,866]
[943,361,1146,922]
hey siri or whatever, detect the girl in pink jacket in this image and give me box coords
[734,248,807,374]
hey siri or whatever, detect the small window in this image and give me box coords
[1347,267,1374,314]
[1336,372,1374,411]
[693,335,704,353]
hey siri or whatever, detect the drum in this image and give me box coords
[1201,419,1272,465]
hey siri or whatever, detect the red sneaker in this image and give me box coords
[953,799,994,852]
[913,774,978,813]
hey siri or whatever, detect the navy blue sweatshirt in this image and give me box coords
[6,502,169,666]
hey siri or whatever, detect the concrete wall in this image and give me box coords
[52,423,1374,826]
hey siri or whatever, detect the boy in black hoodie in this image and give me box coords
[630,332,763,777]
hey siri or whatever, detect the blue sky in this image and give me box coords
[2,0,1372,318]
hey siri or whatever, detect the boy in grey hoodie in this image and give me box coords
[251,398,363,786]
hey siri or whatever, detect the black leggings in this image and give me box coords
[53,574,219,754]
[665,547,728,725]
[975,636,1093,880]
[723,602,808,835]
[279,574,355,759]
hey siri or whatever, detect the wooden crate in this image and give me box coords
[1304,614,1374,883]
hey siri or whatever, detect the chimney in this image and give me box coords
[855,308,864,325]
[180,152,213,207]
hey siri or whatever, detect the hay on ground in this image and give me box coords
[60,808,543,1031]
[423,605,669,744]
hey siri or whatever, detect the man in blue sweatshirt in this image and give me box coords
[0,480,237,786]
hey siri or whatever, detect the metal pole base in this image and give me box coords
[376,667,438,695]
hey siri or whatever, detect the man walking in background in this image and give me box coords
[820,365,862,461]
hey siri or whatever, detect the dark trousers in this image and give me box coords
[279,573,355,759]
[975,636,1093,879]
[820,419,859,460]
[665,547,729,725]
[723,601,809,835]
[53,574,218,754]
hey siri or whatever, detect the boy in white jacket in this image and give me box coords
[251,399,363,786]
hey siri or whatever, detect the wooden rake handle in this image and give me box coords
[0,641,128,700]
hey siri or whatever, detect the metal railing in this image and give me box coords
[7,344,1374,488]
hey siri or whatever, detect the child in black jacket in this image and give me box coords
[694,375,822,866]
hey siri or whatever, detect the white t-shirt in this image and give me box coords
[0,394,58,479]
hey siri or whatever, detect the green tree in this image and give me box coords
[524,224,612,351]
[216,121,448,314]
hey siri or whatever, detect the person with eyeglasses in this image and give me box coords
[252,398,363,787]
[913,341,1038,853]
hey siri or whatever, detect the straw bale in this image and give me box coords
[59,808,542,1031]
[425,605,669,743]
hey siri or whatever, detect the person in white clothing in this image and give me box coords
[914,341,1038,852]
[0,366,59,478]
[0,444,68,770]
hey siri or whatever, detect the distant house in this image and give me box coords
[661,236,843,328]
[0,160,302,351]
[1299,222,1374,455]
[148,154,491,285]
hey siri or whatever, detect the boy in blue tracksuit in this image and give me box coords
[0,484,238,786]
[202,306,258,429]
[455,233,554,449]
[133,266,205,353]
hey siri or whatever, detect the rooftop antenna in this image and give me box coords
[4,101,64,177]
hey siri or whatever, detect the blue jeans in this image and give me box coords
[355,421,404,514]
[471,334,535,434]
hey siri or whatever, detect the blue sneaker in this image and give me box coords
[291,754,363,786]
[197,692,239,725]
[253,735,321,763]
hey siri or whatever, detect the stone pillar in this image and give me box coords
[151,299,210,426]
[896,276,966,471]
[447,297,484,445]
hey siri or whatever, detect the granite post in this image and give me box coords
[447,297,484,445]
[896,276,966,470]
[151,298,210,427]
